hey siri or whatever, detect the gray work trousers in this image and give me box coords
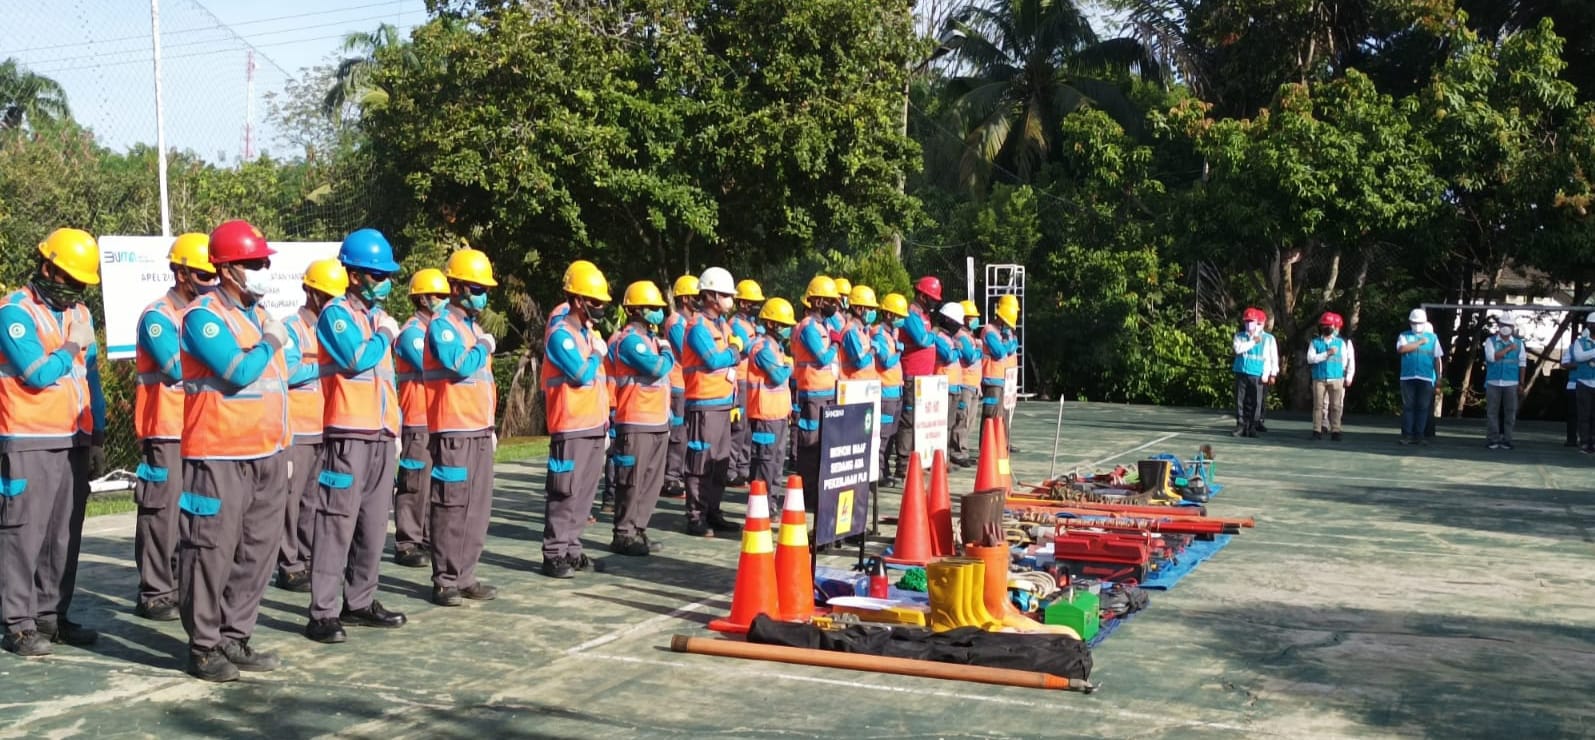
[878,396,901,478]
[0,447,87,634]
[310,437,397,619]
[135,439,182,607]
[750,418,790,499]
[394,427,431,551]
[892,388,919,476]
[794,396,833,514]
[612,429,667,538]
[543,432,605,560]
[278,440,322,576]
[179,454,288,651]
[949,387,975,458]
[430,433,495,589]
[1485,385,1519,445]
[666,392,686,485]
[729,403,751,481]
[684,406,733,524]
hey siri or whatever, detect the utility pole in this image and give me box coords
[244,51,256,161]
[150,0,171,237]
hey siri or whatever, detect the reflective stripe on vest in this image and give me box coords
[0,290,93,440]
[424,310,497,434]
[286,307,326,438]
[840,320,878,382]
[978,324,1005,385]
[395,313,431,427]
[322,300,400,436]
[791,316,836,394]
[682,314,735,401]
[746,335,792,421]
[607,324,669,428]
[134,292,184,440]
[180,295,291,459]
[541,315,609,434]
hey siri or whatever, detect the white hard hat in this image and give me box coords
[938,302,965,324]
[1585,312,1595,324]
[1408,308,1428,323]
[698,266,735,295]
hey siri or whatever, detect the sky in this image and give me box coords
[1,0,426,160]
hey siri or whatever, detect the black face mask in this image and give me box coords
[1319,327,1334,337]
[820,304,838,318]
[587,303,609,321]
[32,275,84,311]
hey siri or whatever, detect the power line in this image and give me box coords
[18,10,403,69]
[3,0,406,55]
[33,31,367,76]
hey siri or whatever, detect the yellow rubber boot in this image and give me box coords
[959,558,1003,631]
[926,559,966,632]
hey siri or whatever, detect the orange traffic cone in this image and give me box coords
[708,480,779,634]
[884,451,936,566]
[928,449,954,556]
[994,418,1013,492]
[973,417,1003,494]
[774,475,814,622]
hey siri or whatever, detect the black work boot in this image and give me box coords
[37,618,97,646]
[220,638,281,672]
[341,601,406,628]
[304,618,347,644]
[2,630,51,657]
[188,647,240,682]
[432,586,462,607]
[393,546,429,568]
[610,534,659,556]
[135,597,180,622]
[460,582,498,601]
[541,557,574,579]
[276,569,311,592]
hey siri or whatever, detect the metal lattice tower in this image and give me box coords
[984,264,1026,393]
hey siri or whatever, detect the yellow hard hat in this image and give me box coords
[409,268,449,296]
[835,278,852,296]
[38,228,101,285]
[303,258,351,297]
[167,232,215,274]
[996,295,1019,327]
[736,279,765,302]
[960,299,980,318]
[848,285,879,309]
[759,297,797,326]
[623,280,667,308]
[564,260,597,284]
[672,274,699,297]
[445,249,498,287]
[805,275,840,302]
[881,292,909,318]
[563,260,612,302]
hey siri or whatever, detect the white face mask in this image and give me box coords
[1498,326,1513,337]
[244,269,271,298]
[1244,321,1260,334]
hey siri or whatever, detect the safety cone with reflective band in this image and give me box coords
[994,417,1013,492]
[884,451,936,566]
[774,475,814,622]
[708,482,779,634]
[973,417,1003,494]
[927,449,954,557]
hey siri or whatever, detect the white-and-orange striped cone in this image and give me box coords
[774,475,814,622]
[708,480,779,634]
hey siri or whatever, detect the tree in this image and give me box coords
[323,24,410,121]
[0,59,69,131]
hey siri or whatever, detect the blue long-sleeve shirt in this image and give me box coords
[902,308,935,350]
[547,321,602,385]
[842,323,874,373]
[182,297,279,392]
[318,297,390,375]
[933,331,958,364]
[427,309,491,381]
[136,297,183,385]
[730,316,756,351]
[797,319,837,367]
[752,340,792,386]
[686,317,738,371]
[283,313,321,388]
[613,325,674,381]
[394,320,428,372]
[871,327,900,371]
[956,332,980,367]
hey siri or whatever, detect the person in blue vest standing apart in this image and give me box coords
[1481,316,1527,450]
[1306,311,1355,441]
[1231,307,1272,438]
[1396,308,1444,446]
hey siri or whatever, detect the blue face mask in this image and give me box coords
[864,310,878,324]
[643,308,665,326]
[892,318,905,329]
[755,324,766,335]
[363,278,393,303]
[465,292,488,312]
[778,326,792,340]
[968,318,981,330]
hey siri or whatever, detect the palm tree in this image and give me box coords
[322,24,409,120]
[943,0,1160,188]
[0,58,70,131]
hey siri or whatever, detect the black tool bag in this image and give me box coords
[746,615,1092,680]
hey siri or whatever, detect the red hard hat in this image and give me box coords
[914,276,943,301]
[1319,311,1344,329]
[1242,307,1266,323]
[208,220,275,264]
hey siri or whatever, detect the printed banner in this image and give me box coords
[835,379,881,482]
[815,402,871,546]
[912,374,949,469]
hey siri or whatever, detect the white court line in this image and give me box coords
[1224,470,1420,486]
[577,653,1255,733]
[1086,432,1181,467]
[564,593,725,655]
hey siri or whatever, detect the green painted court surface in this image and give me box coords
[4,402,1593,738]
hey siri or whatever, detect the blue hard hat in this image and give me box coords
[338,228,400,273]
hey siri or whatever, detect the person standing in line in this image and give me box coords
[540,262,612,576]
[874,294,907,488]
[933,303,966,463]
[1306,311,1355,441]
[949,300,981,466]
[133,233,217,621]
[1571,313,1595,454]
[978,295,1018,429]
[605,281,674,556]
[679,267,741,535]
[391,268,449,568]
[425,249,500,599]
[726,280,764,488]
[1481,316,1527,450]
[791,276,841,513]
[1231,307,1269,438]
[894,277,945,477]
[174,220,290,681]
[0,229,106,658]
[839,284,878,385]
[274,260,348,594]
[1396,308,1444,446]
[747,298,796,496]
[662,275,697,499]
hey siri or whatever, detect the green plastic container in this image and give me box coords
[1044,590,1100,641]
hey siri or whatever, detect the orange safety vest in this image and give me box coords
[681,314,736,402]
[541,313,609,435]
[424,308,497,435]
[791,315,836,395]
[543,301,570,347]
[956,328,978,388]
[322,299,400,437]
[935,327,960,391]
[731,315,756,404]
[134,290,184,441]
[979,324,1006,385]
[285,306,326,441]
[606,323,670,429]
[840,318,878,382]
[180,295,290,460]
[664,310,691,392]
[395,313,431,429]
[745,335,792,421]
[873,323,902,390]
[0,289,94,443]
